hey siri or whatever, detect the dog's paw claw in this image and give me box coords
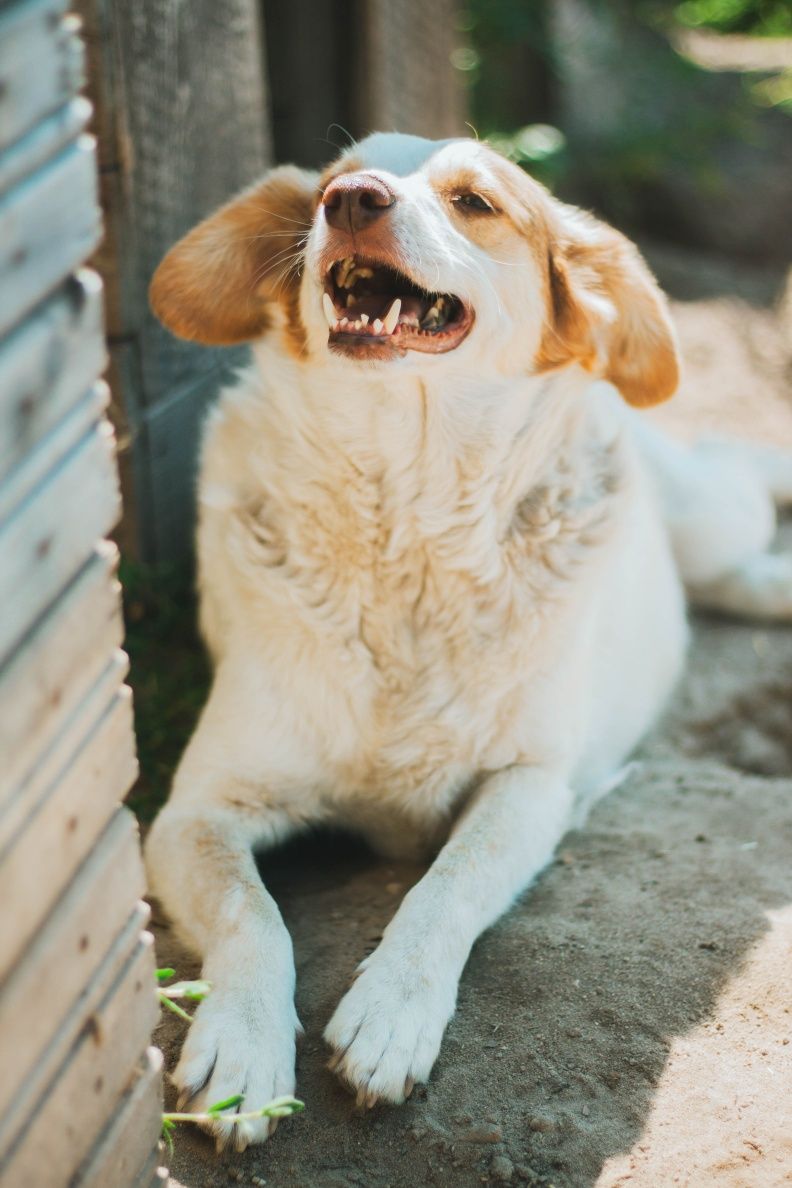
[324,947,453,1107]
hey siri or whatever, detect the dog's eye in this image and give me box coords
[452,192,495,214]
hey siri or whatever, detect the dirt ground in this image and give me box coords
[156,244,792,1188]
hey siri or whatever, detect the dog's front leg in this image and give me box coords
[145,799,301,1150]
[325,764,574,1105]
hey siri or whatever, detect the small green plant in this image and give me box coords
[161,1095,304,1153]
[156,966,212,1023]
[155,969,304,1151]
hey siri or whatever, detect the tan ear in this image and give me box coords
[540,207,679,408]
[149,166,319,345]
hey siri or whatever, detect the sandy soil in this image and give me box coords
[157,246,792,1188]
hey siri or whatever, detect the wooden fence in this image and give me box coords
[0,1,163,1184]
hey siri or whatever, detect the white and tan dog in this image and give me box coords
[145,132,792,1149]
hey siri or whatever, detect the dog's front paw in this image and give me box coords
[324,945,456,1107]
[173,987,300,1150]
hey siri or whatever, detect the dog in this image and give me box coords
[144,132,792,1150]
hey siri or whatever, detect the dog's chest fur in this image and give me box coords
[202,372,622,819]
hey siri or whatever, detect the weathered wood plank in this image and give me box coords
[0,135,101,338]
[0,641,128,836]
[0,546,121,794]
[0,929,158,1187]
[0,415,120,666]
[74,1047,163,1188]
[0,270,105,486]
[135,1158,168,1188]
[0,685,137,980]
[0,94,90,195]
[75,0,271,559]
[136,1159,168,1188]
[359,0,466,139]
[105,0,270,402]
[0,0,82,153]
[0,380,107,523]
[0,809,147,1117]
[0,643,128,825]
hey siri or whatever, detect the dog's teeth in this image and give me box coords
[322,292,337,329]
[336,257,355,287]
[360,314,369,326]
[372,318,384,335]
[340,317,349,328]
[382,298,401,335]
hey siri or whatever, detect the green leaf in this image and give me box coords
[261,1096,305,1118]
[207,1093,245,1114]
[161,1116,176,1155]
[155,967,176,983]
[157,992,193,1023]
[159,979,212,1002]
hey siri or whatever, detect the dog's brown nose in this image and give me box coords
[322,174,395,233]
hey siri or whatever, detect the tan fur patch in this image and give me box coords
[483,150,679,406]
[149,166,318,350]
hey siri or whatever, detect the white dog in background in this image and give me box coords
[144,132,792,1150]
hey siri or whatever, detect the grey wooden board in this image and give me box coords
[0,928,158,1188]
[0,94,90,195]
[0,0,82,153]
[0,380,107,524]
[75,1047,163,1188]
[0,269,105,486]
[360,0,466,139]
[0,546,121,795]
[104,0,270,402]
[79,0,271,559]
[136,1159,168,1188]
[0,644,128,829]
[0,415,120,666]
[0,809,147,1118]
[0,646,128,841]
[0,547,121,792]
[0,136,101,338]
[0,684,137,981]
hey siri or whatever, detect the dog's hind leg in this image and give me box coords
[632,419,792,621]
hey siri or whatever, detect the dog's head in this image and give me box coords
[150,132,678,407]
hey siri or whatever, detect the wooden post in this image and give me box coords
[356,0,467,139]
[76,0,272,561]
[0,2,163,1184]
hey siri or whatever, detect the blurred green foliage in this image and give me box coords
[456,0,792,205]
[671,0,792,35]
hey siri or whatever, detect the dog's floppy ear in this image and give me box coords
[539,206,679,408]
[149,166,319,345]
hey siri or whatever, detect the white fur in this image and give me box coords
[144,133,792,1147]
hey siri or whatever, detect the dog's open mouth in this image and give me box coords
[322,257,474,358]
